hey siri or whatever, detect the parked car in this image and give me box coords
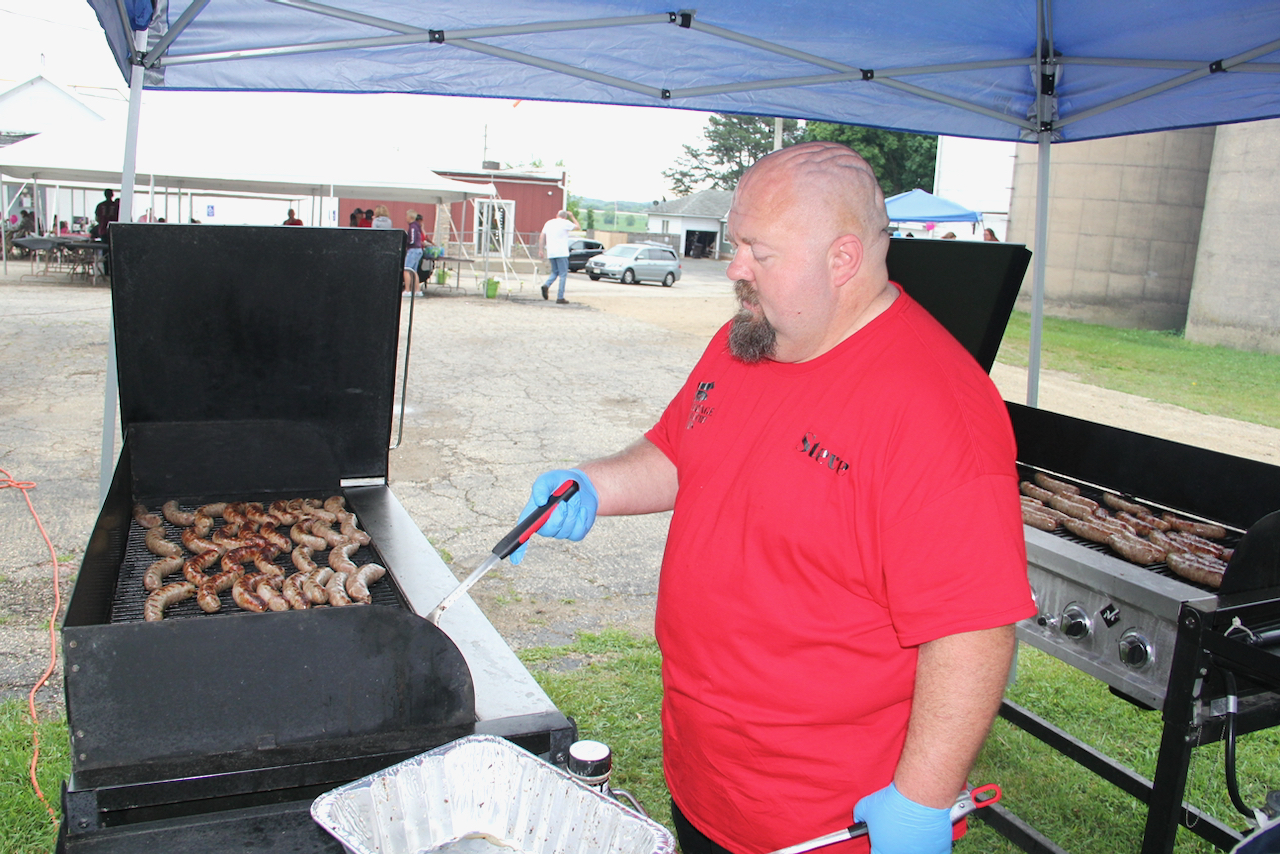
[584,243,682,286]
[567,239,605,271]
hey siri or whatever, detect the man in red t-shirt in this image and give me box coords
[512,142,1033,854]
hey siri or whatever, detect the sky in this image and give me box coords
[0,1,714,203]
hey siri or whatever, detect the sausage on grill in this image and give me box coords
[197,566,244,612]
[1163,514,1228,540]
[282,572,310,610]
[145,524,183,558]
[347,563,386,604]
[328,541,359,574]
[222,502,249,526]
[309,518,347,549]
[143,555,184,592]
[1047,493,1101,520]
[183,548,222,584]
[338,512,372,546]
[162,500,196,527]
[1020,482,1056,503]
[231,573,268,612]
[1167,552,1226,589]
[290,522,327,551]
[133,503,163,529]
[326,571,353,606]
[1064,517,1115,544]
[1034,472,1081,496]
[304,568,333,604]
[257,522,292,554]
[1022,506,1061,531]
[1102,493,1151,516]
[1167,530,1233,561]
[291,545,319,574]
[191,512,215,538]
[181,527,220,555]
[197,502,227,519]
[144,582,196,621]
[255,574,290,612]
[1107,531,1164,565]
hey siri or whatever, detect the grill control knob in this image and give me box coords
[1060,604,1092,640]
[1118,630,1153,669]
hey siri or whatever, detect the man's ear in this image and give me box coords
[829,234,864,286]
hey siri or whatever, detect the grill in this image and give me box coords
[1010,402,1280,711]
[57,225,575,854]
[984,402,1280,854]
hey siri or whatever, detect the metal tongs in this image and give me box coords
[426,479,580,625]
[765,784,1002,854]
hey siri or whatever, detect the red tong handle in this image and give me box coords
[493,479,580,559]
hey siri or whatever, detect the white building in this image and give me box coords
[646,189,733,258]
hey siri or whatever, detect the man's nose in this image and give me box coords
[726,249,749,283]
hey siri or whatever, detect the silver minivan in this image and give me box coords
[585,243,682,286]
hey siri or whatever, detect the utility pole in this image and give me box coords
[773,117,784,151]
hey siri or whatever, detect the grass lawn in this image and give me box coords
[996,311,1280,429]
[0,700,67,854]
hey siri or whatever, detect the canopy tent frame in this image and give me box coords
[91,0,1280,503]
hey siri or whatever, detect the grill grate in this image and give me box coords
[114,501,405,623]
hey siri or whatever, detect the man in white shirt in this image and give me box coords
[538,209,580,303]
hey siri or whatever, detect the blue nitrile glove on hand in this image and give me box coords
[509,469,600,565]
[853,783,953,854]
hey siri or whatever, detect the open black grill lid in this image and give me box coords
[110,224,405,488]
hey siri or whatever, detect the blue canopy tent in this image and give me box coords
[885,188,982,224]
[86,0,1280,490]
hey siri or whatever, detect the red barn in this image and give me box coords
[343,166,565,258]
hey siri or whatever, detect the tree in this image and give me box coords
[663,114,803,195]
[566,195,581,219]
[802,123,938,197]
[585,208,595,230]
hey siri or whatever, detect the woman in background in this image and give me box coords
[372,205,393,229]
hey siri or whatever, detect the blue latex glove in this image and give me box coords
[853,783,952,854]
[509,469,599,565]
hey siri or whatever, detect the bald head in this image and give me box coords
[724,140,899,363]
[735,141,889,247]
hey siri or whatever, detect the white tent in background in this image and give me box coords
[0,76,105,137]
[0,115,496,205]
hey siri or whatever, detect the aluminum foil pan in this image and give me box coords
[311,734,676,854]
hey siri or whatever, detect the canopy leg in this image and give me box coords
[99,28,147,507]
[1026,130,1051,408]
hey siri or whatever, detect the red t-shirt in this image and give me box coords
[645,286,1033,854]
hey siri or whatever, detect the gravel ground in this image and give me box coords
[2,255,1279,715]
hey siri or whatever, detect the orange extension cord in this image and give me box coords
[0,467,61,823]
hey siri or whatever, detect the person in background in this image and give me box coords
[350,208,364,227]
[283,209,304,225]
[513,141,1033,854]
[538,209,580,303]
[59,220,71,235]
[371,205,393,229]
[363,209,375,228]
[941,231,957,239]
[403,208,425,294]
[983,228,999,242]
[93,190,120,275]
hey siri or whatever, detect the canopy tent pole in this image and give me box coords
[100,26,147,507]
[1024,0,1057,408]
[1027,132,1050,408]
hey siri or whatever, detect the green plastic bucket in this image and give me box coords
[485,280,499,298]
